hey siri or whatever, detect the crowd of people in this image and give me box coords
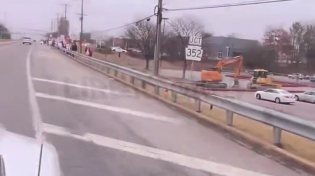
[42,38,93,57]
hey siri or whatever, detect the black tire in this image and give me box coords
[275,97,281,104]
[295,95,299,101]
[256,94,261,99]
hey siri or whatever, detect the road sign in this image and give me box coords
[189,36,202,46]
[185,45,203,61]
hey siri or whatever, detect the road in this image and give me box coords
[160,69,315,89]
[160,69,314,121]
[0,43,309,176]
[209,91,315,122]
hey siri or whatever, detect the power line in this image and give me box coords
[91,14,155,33]
[163,0,295,12]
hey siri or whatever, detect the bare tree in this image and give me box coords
[125,21,156,70]
[169,18,205,78]
[0,23,11,39]
[303,24,315,69]
[227,33,238,38]
[290,22,305,67]
[263,28,292,63]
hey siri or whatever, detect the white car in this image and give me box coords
[111,47,127,53]
[255,89,296,104]
[22,37,32,45]
[288,73,304,80]
[294,91,315,103]
[129,48,142,53]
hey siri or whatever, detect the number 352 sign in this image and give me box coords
[185,45,203,61]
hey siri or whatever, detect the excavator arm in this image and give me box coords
[201,56,243,83]
[214,56,243,79]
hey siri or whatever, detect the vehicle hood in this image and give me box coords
[0,127,60,176]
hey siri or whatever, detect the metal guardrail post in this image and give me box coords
[121,73,125,80]
[226,111,233,126]
[171,91,177,103]
[106,68,110,74]
[194,99,201,112]
[114,70,118,77]
[154,86,159,95]
[130,77,135,85]
[141,81,146,89]
[273,127,282,146]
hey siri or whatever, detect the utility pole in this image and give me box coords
[160,17,168,67]
[61,4,70,19]
[56,14,60,37]
[51,19,54,33]
[153,0,163,76]
[79,0,85,53]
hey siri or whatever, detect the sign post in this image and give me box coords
[185,36,203,80]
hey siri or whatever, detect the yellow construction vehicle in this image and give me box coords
[247,69,282,89]
[197,56,243,88]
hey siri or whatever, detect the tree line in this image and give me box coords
[0,23,11,39]
[124,18,315,74]
[245,22,315,74]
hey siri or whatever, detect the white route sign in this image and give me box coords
[189,36,202,46]
[185,45,203,61]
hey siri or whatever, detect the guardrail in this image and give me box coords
[56,47,315,147]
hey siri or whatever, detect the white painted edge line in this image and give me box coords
[32,77,134,96]
[26,48,43,142]
[43,123,274,176]
[35,93,182,124]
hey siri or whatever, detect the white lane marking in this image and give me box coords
[32,77,134,96]
[36,93,182,124]
[43,123,274,176]
[26,48,43,142]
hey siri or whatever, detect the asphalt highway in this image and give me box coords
[0,43,309,176]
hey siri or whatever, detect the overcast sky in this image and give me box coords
[0,0,314,40]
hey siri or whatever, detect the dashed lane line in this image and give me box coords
[43,123,275,176]
[32,77,134,96]
[35,93,182,124]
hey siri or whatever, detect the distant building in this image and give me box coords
[203,36,259,59]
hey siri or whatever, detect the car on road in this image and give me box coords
[288,73,304,80]
[310,75,315,82]
[111,46,127,53]
[255,89,296,104]
[22,37,32,45]
[294,91,315,103]
[128,48,142,53]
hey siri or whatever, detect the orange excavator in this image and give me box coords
[197,56,243,88]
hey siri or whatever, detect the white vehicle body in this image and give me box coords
[111,47,127,53]
[129,48,142,53]
[255,89,296,104]
[22,37,32,45]
[295,91,315,103]
[0,128,60,176]
[288,73,304,79]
